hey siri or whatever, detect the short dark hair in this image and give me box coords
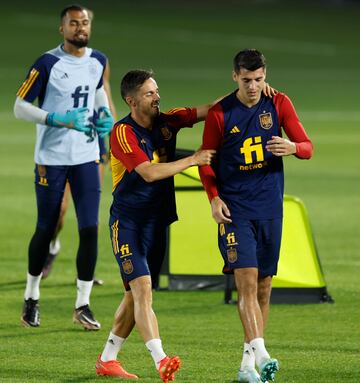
[60,4,91,21]
[120,70,154,102]
[233,49,266,73]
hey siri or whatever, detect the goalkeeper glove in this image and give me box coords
[94,107,114,138]
[46,107,91,133]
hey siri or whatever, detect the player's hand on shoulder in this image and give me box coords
[263,82,278,98]
[192,149,216,166]
[211,196,232,224]
[266,135,297,156]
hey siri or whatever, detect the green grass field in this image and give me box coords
[1,1,360,382]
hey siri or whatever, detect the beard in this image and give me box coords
[66,37,89,48]
[150,105,160,118]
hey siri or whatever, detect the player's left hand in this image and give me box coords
[94,107,114,138]
[266,136,297,156]
[263,82,278,98]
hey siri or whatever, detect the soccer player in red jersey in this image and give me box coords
[199,49,313,383]
[95,69,217,382]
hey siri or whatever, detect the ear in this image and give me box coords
[59,25,63,35]
[232,70,238,82]
[125,96,135,107]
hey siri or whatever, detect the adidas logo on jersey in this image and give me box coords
[230,126,240,133]
[61,73,69,79]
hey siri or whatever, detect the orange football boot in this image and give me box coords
[96,354,138,380]
[158,356,181,383]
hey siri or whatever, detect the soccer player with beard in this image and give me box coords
[95,70,218,381]
[14,4,114,330]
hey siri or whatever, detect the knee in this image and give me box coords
[257,280,272,306]
[258,290,271,307]
[123,292,134,310]
[237,281,258,303]
[79,226,98,241]
[235,269,259,302]
[130,277,153,306]
[33,226,55,244]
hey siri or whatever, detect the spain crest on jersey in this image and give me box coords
[227,247,238,263]
[122,259,134,274]
[259,112,273,130]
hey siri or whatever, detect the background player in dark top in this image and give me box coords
[199,49,313,383]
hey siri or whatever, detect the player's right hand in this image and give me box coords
[193,149,216,166]
[211,196,232,224]
[47,108,91,133]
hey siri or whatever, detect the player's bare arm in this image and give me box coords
[266,135,297,157]
[135,149,216,183]
[210,196,232,224]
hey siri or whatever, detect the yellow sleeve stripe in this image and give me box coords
[16,68,40,98]
[115,124,128,153]
[116,124,132,153]
[120,124,132,153]
[165,107,186,115]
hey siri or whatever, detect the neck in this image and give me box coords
[131,111,154,130]
[62,42,86,57]
[236,90,260,108]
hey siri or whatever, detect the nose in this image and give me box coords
[248,81,256,90]
[76,23,86,31]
